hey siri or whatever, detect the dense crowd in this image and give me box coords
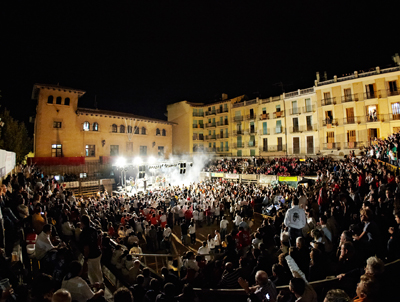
[1,133,400,302]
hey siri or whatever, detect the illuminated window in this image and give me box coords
[51,144,62,157]
[64,98,70,106]
[56,96,62,104]
[85,145,95,157]
[162,129,166,136]
[120,125,125,133]
[156,128,161,135]
[141,127,146,135]
[47,96,54,104]
[83,121,90,131]
[53,121,62,128]
[92,122,98,131]
[111,124,117,133]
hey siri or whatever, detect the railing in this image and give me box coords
[321,97,336,106]
[289,108,301,115]
[386,88,400,97]
[258,129,270,135]
[285,91,298,98]
[232,102,244,108]
[302,105,316,113]
[233,130,245,136]
[205,122,216,128]
[216,107,229,114]
[192,135,204,140]
[206,147,216,152]
[390,114,400,121]
[216,120,229,126]
[247,141,257,147]
[364,91,377,99]
[259,145,286,152]
[216,133,229,139]
[323,142,341,150]
[341,93,360,103]
[259,113,270,120]
[290,126,301,133]
[318,79,335,85]
[246,99,258,106]
[322,118,338,126]
[232,116,244,122]
[342,116,365,125]
[289,125,317,133]
[193,147,205,152]
[337,74,356,82]
[233,143,245,148]
[274,127,285,134]
[273,111,284,118]
[205,110,216,116]
[216,147,229,152]
[192,124,204,128]
[358,70,378,78]
[247,128,257,135]
[344,141,364,149]
[300,87,315,95]
[365,114,387,122]
[192,112,204,117]
[246,114,257,120]
[205,135,216,140]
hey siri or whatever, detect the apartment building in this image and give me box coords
[315,66,400,154]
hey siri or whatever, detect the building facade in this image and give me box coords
[32,84,173,163]
[168,63,400,157]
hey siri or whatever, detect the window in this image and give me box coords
[134,126,139,134]
[120,125,125,133]
[51,144,62,157]
[161,129,166,136]
[140,146,147,156]
[92,122,98,131]
[85,145,95,157]
[327,132,335,143]
[127,126,132,133]
[111,124,117,133]
[110,145,119,156]
[276,105,281,112]
[83,121,90,131]
[64,97,70,106]
[158,146,164,156]
[47,96,54,104]
[347,130,356,142]
[56,96,62,104]
[141,127,146,135]
[126,142,133,152]
[53,121,62,128]
[156,128,161,135]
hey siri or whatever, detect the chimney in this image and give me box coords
[221,93,228,101]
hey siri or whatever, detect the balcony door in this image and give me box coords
[307,136,314,154]
[277,137,283,151]
[292,101,298,114]
[293,137,300,154]
[344,88,352,102]
[293,117,299,132]
[276,120,282,134]
[263,138,268,151]
[306,116,312,131]
[250,121,255,134]
[368,129,378,141]
[306,98,312,112]
[250,108,254,119]
[237,136,242,148]
[346,108,354,124]
[365,84,375,98]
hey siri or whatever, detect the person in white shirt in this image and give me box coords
[62,261,104,302]
[207,234,216,260]
[220,216,229,241]
[183,252,200,271]
[284,199,306,247]
[214,230,221,252]
[35,224,59,260]
[198,241,211,262]
[188,221,196,245]
[61,218,75,238]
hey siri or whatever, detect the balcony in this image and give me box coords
[259,145,286,152]
[205,135,216,140]
[323,142,341,150]
[233,143,245,149]
[390,114,400,121]
[322,118,338,126]
[246,114,257,120]
[232,116,244,122]
[274,127,285,134]
[216,133,229,139]
[258,129,270,135]
[192,112,204,117]
[259,113,270,120]
[192,134,204,140]
[366,114,387,122]
[216,147,229,152]
[344,142,364,149]
[290,125,317,133]
[342,93,360,103]
[247,128,257,135]
[205,122,216,128]
[342,116,365,125]
[193,146,205,152]
[273,111,284,119]
[233,130,245,136]
[289,108,301,115]
[216,107,229,114]
[290,126,301,133]
[192,124,204,128]
[321,97,337,106]
[216,120,229,126]
[247,141,257,148]
[386,88,400,97]
[364,91,377,99]
[302,105,316,113]
[205,110,216,116]
[206,147,216,153]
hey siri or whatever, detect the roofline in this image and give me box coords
[32,83,86,99]
[76,107,176,125]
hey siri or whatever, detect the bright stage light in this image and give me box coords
[115,157,126,167]
[134,157,143,165]
[148,156,156,164]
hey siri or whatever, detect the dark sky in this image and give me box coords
[2,1,400,126]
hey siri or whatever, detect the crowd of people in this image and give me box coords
[1,133,400,301]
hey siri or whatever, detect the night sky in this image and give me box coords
[2,1,400,127]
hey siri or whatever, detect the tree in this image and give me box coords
[0,108,32,163]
